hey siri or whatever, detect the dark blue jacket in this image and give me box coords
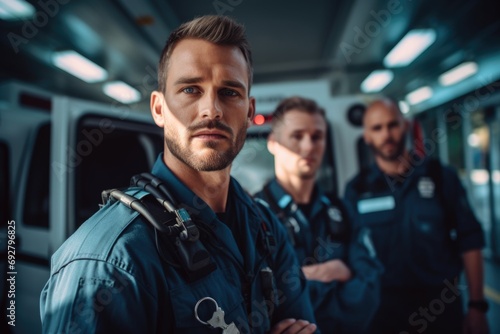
[255,179,382,333]
[40,155,317,333]
[344,157,485,288]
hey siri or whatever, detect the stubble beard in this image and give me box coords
[297,169,317,180]
[165,121,248,172]
[370,134,407,162]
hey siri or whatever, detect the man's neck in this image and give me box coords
[375,150,411,177]
[275,171,315,204]
[164,155,230,213]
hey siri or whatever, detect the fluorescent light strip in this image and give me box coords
[0,0,35,20]
[103,81,141,104]
[52,51,108,83]
[406,86,433,105]
[384,29,436,67]
[360,70,394,93]
[439,61,478,86]
[398,100,410,114]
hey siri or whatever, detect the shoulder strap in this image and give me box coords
[260,182,299,246]
[244,192,280,321]
[261,182,287,220]
[247,192,278,260]
[101,174,217,282]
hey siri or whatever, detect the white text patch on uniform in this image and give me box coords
[417,177,435,198]
[357,196,395,214]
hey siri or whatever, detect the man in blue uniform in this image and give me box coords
[254,96,382,333]
[344,98,489,334]
[40,16,318,334]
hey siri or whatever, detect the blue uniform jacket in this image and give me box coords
[344,156,485,288]
[40,155,318,333]
[254,179,382,333]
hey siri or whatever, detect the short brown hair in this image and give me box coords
[271,96,326,131]
[157,15,253,93]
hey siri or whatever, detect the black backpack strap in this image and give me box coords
[251,196,281,321]
[101,173,217,282]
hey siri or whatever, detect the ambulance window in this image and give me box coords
[23,124,50,228]
[0,141,10,227]
[74,116,162,227]
[232,124,337,195]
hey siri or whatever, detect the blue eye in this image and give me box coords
[182,87,198,94]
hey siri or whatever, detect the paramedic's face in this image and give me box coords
[150,38,255,171]
[363,101,407,161]
[269,110,327,179]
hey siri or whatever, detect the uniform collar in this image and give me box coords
[150,154,263,266]
[151,154,259,222]
[151,154,217,223]
[266,179,292,209]
[366,152,432,191]
[266,178,328,218]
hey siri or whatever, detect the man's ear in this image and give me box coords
[267,133,276,155]
[150,91,166,127]
[246,97,256,128]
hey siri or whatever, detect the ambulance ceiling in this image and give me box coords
[0,0,499,113]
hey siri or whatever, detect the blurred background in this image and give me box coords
[0,0,499,332]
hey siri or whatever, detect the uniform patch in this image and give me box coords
[287,216,300,233]
[418,177,435,198]
[328,207,342,222]
[357,196,395,214]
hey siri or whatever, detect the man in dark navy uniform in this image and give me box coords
[40,16,318,334]
[344,98,489,334]
[255,96,382,333]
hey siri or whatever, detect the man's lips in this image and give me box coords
[301,157,317,164]
[382,141,396,149]
[192,130,229,139]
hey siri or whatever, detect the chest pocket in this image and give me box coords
[410,198,452,268]
[169,265,246,332]
[358,199,396,265]
[357,195,396,230]
[411,199,446,236]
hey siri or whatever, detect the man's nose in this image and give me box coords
[301,136,314,152]
[199,90,222,119]
[381,126,392,140]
